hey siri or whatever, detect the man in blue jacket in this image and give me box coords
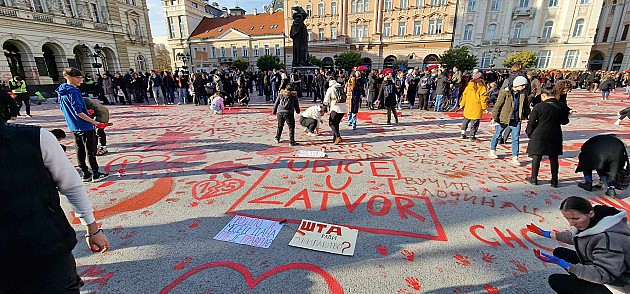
[58,67,109,182]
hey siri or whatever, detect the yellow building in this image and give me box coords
[283,0,456,69]
[188,12,285,72]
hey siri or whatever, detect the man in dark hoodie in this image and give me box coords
[58,68,110,182]
[433,70,451,112]
[272,84,301,146]
[378,75,399,124]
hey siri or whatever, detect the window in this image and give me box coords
[242,46,248,57]
[211,46,216,58]
[563,50,579,68]
[191,2,197,8]
[385,0,392,10]
[413,21,422,35]
[136,55,146,71]
[275,44,281,56]
[537,50,551,68]
[579,0,590,4]
[363,25,369,37]
[400,0,408,8]
[490,0,500,10]
[253,45,259,57]
[467,0,476,11]
[231,45,237,58]
[170,0,176,4]
[264,45,270,55]
[91,3,100,22]
[220,46,226,57]
[178,16,185,37]
[357,0,364,12]
[416,0,423,6]
[480,52,491,68]
[307,29,312,41]
[331,27,337,39]
[573,19,584,37]
[318,28,325,40]
[168,17,175,38]
[398,21,406,36]
[602,26,610,42]
[518,0,528,7]
[351,0,356,12]
[622,24,629,41]
[192,47,198,60]
[365,0,369,10]
[306,4,312,16]
[486,24,496,40]
[351,24,356,38]
[542,21,553,38]
[318,3,324,15]
[384,23,391,36]
[331,2,337,14]
[357,25,364,40]
[463,24,473,41]
[513,22,525,39]
[548,0,558,6]
[428,19,442,34]
[611,0,616,13]
[430,0,438,5]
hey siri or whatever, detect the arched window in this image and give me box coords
[573,19,585,37]
[331,2,337,14]
[136,54,146,71]
[480,52,491,68]
[306,4,312,16]
[351,0,356,12]
[357,0,364,11]
[365,0,369,10]
[542,21,553,38]
[513,22,525,39]
[463,24,473,41]
[613,53,624,64]
[318,3,324,15]
[485,24,496,40]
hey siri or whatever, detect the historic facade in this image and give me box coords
[188,12,285,72]
[590,0,629,70]
[452,0,605,70]
[0,0,155,85]
[283,0,456,69]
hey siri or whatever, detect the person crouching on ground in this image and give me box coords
[524,84,571,187]
[324,80,347,144]
[614,106,630,125]
[84,97,110,156]
[210,93,224,115]
[272,85,301,146]
[488,76,531,166]
[527,196,630,294]
[300,104,327,136]
[575,134,628,197]
[458,72,488,141]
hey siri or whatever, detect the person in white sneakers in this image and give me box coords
[299,104,326,136]
[614,106,630,125]
[488,76,531,166]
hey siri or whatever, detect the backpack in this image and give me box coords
[279,94,292,110]
[335,86,347,103]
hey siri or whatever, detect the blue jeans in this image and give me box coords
[434,94,445,111]
[348,113,357,129]
[178,88,188,104]
[583,171,609,188]
[490,120,521,157]
[602,90,610,99]
[271,84,278,102]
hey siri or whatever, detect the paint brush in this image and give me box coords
[279,219,305,235]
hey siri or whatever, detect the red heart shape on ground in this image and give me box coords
[159,262,343,294]
[192,178,245,200]
[105,154,171,175]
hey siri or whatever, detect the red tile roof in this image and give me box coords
[190,12,284,39]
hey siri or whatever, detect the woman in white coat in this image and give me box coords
[324,80,347,144]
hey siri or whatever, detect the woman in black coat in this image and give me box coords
[525,84,571,187]
[367,70,378,109]
[576,134,628,197]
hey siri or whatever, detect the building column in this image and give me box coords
[501,0,515,42]
[373,0,382,34]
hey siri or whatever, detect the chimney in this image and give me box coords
[253,8,257,15]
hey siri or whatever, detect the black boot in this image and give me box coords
[605,187,617,197]
[578,181,593,191]
[525,177,538,185]
[550,179,558,188]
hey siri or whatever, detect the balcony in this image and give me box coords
[480,40,500,45]
[512,7,535,18]
[537,37,559,44]
[509,38,529,45]
[0,6,109,31]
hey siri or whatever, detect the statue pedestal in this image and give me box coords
[291,65,319,73]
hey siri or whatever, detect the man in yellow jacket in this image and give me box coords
[9,76,30,117]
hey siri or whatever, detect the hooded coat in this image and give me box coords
[324,80,347,114]
[555,207,630,293]
[575,135,628,182]
[459,80,488,120]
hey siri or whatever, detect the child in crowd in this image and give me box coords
[210,93,224,115]
[50,128,67,152]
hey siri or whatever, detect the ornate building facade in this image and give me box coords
[283,0,456,69]
[452,0,605,70]
[590,0,628,70]
[0,0,155,85]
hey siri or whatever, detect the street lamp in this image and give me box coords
[488,48,503,69]
[81,43,103,74]
[176,52,191,71]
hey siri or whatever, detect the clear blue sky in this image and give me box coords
[147,0,270,37]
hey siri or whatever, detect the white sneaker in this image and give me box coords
[303,127,309,133]
[614,120,621,125]
[308,132,317,137]
[488,150,498,159]
[511,157,520,166]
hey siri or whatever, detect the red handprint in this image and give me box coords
[511,260,528,273]
[480,187,491,192]
[120,230,137,239]
[188,219,202,229]
[397,288,413,294]
[484,284,500,294]
[172,257,193,270]
[481,251,496,263]
[545,198,553,206]
[376,245,388,256]
[401,250,415,262]
[454,254,471,266]
[405,277,421,290]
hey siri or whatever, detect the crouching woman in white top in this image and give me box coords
[299,104,327,136]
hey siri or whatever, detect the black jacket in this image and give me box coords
[0,91,19,122]
[434,74,451,96]
[525,98,571,156]
[576,135,629,182]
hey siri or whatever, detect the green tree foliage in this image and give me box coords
[335,51,363,70]
[438,47,478,71]
[310,54,323,67]
[257,55,283,71]
[232,58,249,71]
[503,51,537,69]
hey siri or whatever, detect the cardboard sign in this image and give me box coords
[295,150,327,158]
[289,219,358,256]
[213,216,283,248]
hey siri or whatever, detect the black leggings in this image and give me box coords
[15,93,30,116]
[329,111,345,139]
[74,130,99,175]
[548,247,612,294]
[461,118,480,137]
[530,154,559,181]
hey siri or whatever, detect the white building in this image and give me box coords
[1,0,155,85]
[590,0,629,71]
[453,0,605,70]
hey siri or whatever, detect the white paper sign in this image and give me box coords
[295,150,327,158]
[288,219,358,256]
[214,216,283,248]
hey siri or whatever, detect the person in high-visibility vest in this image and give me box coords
[9,76,30,117]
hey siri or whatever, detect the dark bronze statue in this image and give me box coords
[290,6,310,66]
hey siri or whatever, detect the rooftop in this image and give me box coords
[190,12,284,39]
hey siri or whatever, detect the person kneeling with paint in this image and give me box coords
[299,104,326,136]
[527,196,630,294]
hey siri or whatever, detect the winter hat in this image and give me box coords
[513,76,528,87]
[472,72,483,80]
